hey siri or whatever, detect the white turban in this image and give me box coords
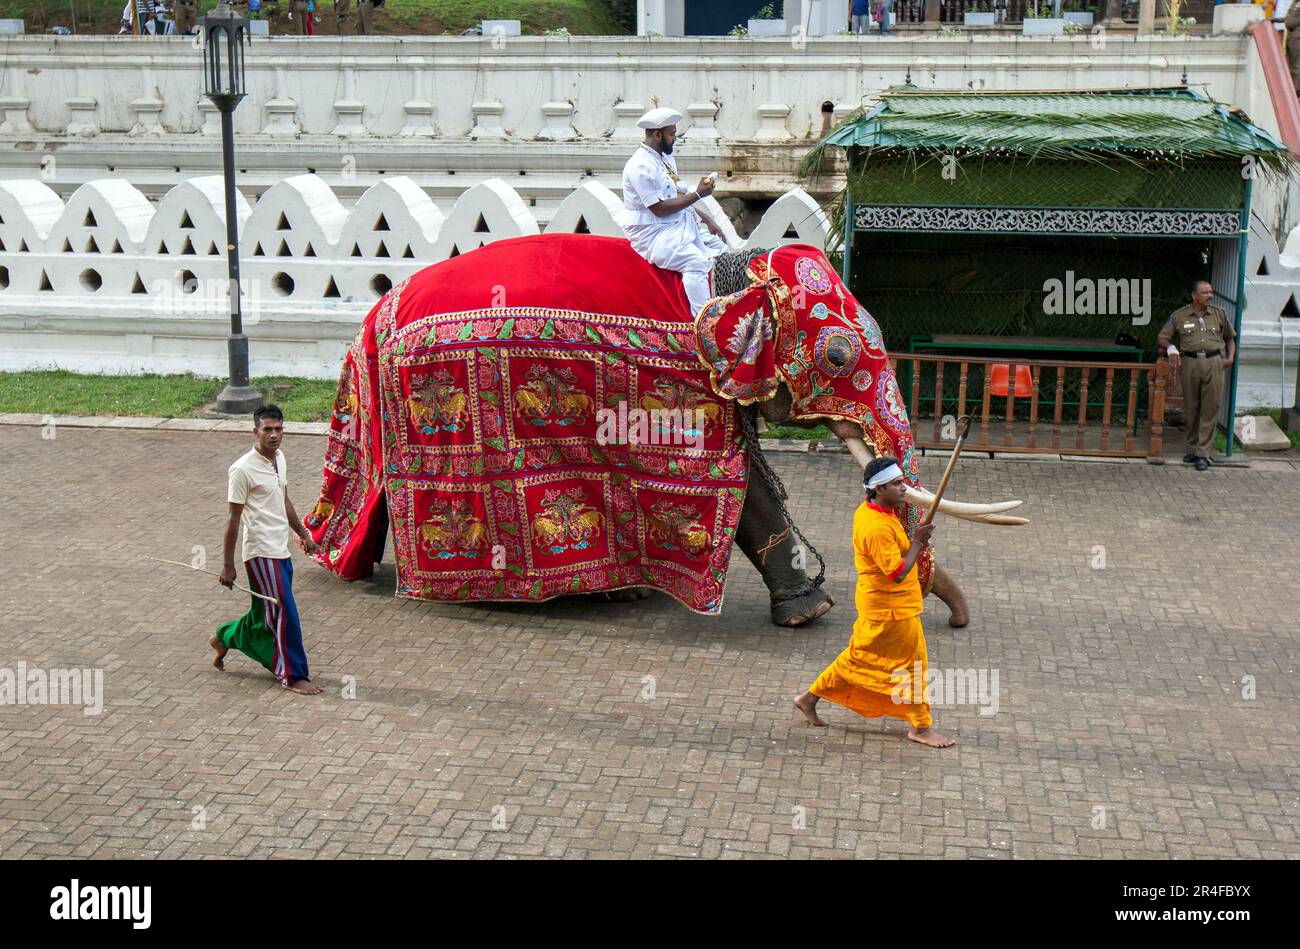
[865,463,904,490]
[637,106,684,130]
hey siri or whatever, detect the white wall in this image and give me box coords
[0,175,829,379]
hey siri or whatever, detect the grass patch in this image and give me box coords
[1211,409,1300,454]
[760,423,831,440]
[0,370,221,417]
[0,0,629,34]
[0,371,337,422]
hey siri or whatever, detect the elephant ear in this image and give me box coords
[694,281,781,404]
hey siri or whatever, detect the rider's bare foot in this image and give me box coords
[907,726,955,748]
[284,678,323,695]
[793,692,828,727]
[208,634,227,671]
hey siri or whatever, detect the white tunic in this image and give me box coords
[621,143,726,277]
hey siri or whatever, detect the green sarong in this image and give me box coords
[216,593,276,672]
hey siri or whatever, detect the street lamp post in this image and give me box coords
[202,1,262,414]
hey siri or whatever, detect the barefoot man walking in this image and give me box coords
[210,405,323,696]
[794,456,954,748]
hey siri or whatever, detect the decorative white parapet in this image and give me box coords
[755,58,793,142]
[611,87,646,142]
[684,101,720,143]
[64,96,98,138]
[332,68,368,139]
[400,57,436,139]
[470,100,508,140]
[261,67,300,139]
[0,34,1257,143]
[0,92,31,135]
[0,174,831,378]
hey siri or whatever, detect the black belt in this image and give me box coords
[1188,350,1223,359]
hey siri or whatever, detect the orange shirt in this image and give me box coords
[852,501,923,621]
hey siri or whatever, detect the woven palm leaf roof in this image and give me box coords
[818,86,1291,168]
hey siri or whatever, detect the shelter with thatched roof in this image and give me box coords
[807,85,1292,457]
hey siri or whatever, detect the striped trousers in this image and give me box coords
[216,557,311,685]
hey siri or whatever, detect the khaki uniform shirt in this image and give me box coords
[1161,304,1234,354]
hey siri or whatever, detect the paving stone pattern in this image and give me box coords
[1,425,1297,859]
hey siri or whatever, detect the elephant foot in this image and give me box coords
[771,585,835,628]
[601,587,653,603]
[929,564,969,629]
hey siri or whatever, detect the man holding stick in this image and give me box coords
[794,456,954,748]
[211,405,322,695]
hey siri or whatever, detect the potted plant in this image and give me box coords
[964,1,996,27]
[1022,4,1065,34]
[747,2,785,37]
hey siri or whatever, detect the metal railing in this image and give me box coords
[893,353,1169,461]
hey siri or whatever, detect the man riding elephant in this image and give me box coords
[305,234,1024,629]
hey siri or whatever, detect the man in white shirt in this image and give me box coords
[213,405,322,695]
[622,106,730,317]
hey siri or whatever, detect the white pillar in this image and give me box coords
[400,57,436,138]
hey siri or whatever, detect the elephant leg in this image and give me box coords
[735,453,835,628]
[929,563,969,629]
[601,588,653,602]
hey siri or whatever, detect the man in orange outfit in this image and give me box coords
[794,456,954,748]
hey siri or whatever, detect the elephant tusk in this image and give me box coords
[951,513,1030,526]
[842,435,876,469]
[840,435,1029,525]
[902,486,1023,516]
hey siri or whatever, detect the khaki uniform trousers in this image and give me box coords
[355,0,373,34]
[1180,354,1224,457]
[174,1,197,34]
[334,0,349,33]
[292,0,309,33]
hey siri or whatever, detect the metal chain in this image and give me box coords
[710,248,768,298]
[737,404,827,598]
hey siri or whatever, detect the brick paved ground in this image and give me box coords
[1,424,1297,859]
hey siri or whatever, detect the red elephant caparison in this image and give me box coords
[304,235,932,617]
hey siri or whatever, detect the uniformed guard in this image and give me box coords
[1157,280,1236,471]
[173,0,198,35]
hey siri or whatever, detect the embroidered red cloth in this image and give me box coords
[305,234,749,614]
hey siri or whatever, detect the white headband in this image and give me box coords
[865,463,904,490]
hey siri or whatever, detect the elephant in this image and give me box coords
[306,234,1024,627]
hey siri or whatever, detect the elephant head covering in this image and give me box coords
[695,244,933,592]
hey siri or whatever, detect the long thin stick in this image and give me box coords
[145,556,279,603]
[921,415,972,527]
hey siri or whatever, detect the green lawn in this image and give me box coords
[0,370,339,422]
[1,0,630,34]
[0,370,830,436]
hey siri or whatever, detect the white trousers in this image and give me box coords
[626,212,728,316]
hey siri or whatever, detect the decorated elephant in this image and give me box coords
[306,234,1024,627]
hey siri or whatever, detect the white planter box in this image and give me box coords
[964,12,996,25]
[249,20,270,35]
[482,19,522,37]
[1212,4,1263,33]
[748,18,786,36]
[1022,18,1065,35]
[0,18,25,33]
[1063,12,1094,25]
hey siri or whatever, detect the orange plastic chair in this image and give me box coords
[989,363,1033,398]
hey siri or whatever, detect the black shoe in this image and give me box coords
[1182,453,1196,464]
[1194,457,1210,471]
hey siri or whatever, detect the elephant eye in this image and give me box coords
[813,327,862,378]
[825,335,854,369]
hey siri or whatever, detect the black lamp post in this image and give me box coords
[202,1,262,414]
